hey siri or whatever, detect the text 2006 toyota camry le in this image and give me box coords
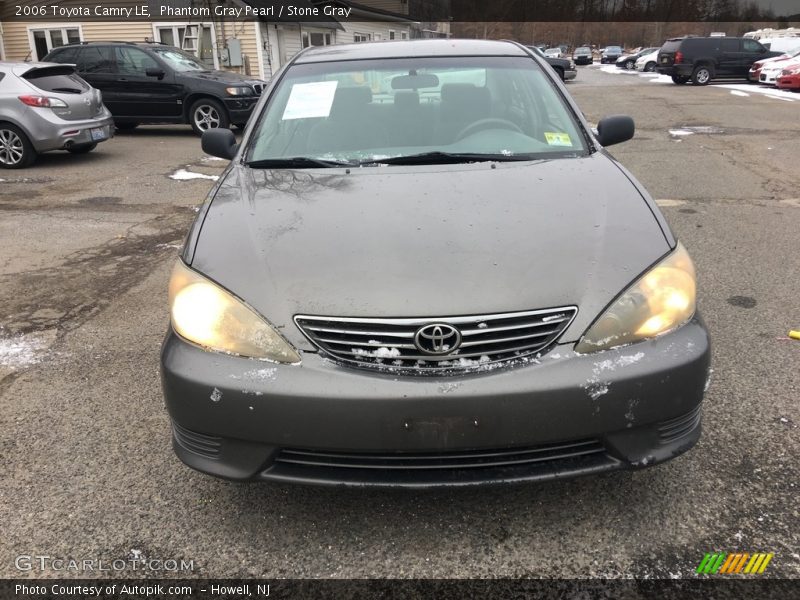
[160,40,711,487]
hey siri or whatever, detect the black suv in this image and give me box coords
[44,42,266,134]
[656,36,780,85]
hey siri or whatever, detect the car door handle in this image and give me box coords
[116,78,129,82]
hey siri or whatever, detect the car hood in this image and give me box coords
[190,154,672,350]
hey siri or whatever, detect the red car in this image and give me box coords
[749,47,800,82]
[777,64,800,90]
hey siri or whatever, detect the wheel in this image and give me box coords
[691,65,712,85]
[644,62,656,72]
[456,118,524,141]
[189,98,229,136]
[553,67,565,81]
[67,143,97,154]
[0,123,36,169]
[671,75,690,85]
[114,122,139,130]
[625,59,635,70]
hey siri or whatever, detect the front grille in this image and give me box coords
[657,405,702,444]
[274,438,605,471]
[172,422,222,459]
[294,307,577,374]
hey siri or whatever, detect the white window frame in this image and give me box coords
[26,24,83,61]
[301,27,334,49]
[353,33,372,43]
[388,30,396,40]
[151,22,219,70]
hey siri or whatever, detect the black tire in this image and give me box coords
[66,143,97,154]
[189,97,230,136]
[625,59,635,70]
[644,62,656,72]
[553,67,565,81]
[671,75,690,85]
[691,65,712,85]
[114,122,139,130]
[0,123,36,169]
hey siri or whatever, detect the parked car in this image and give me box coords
[656,36,781,85]
[635,50,659,72]
[544,48,563,58]
[601,46,624,63]
[617,48,658,70]
[749,45,800,82]
[44,41,266,135]
[573,46,593,65]
[761,56,800,85]
[776,63,800,90]
[161,39,710,486]
[527,46,577,81]
[0,62,113,168]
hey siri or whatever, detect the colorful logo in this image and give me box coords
[696,552,774,575]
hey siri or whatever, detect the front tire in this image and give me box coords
[691,65,712,85]
[0,124,36,169]
[67,143,97,154]
[625,59,635,70]
[189,98,230,136]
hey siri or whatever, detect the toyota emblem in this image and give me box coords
[414,323,461,355]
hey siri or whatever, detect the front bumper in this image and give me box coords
[22,108,114,153]
[574,57,592,65]
[760,71,781,85]
[161,318,710,487]
[777,74,800,89]
[564,69,578,81]
[223,96,259,123]
[656,64,692,77]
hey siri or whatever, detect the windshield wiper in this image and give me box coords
[245,157,354,169]
[363,152,538,166]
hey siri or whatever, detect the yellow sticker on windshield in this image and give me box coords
[545,132,572,147]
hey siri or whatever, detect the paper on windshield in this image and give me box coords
[282,81,338,120]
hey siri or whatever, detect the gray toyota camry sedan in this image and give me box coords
[161,40,711,487]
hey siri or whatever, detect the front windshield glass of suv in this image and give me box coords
[246,56,588,166]
[576,47,590,53]
[150,48,206,71]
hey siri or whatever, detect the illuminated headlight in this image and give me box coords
[575,243,696,353]
[168,261,300,363]
[225,86,254,96]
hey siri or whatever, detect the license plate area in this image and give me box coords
[90,126,107,141]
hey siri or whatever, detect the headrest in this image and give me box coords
[330,86,372,116]
[394,90,420,110]
[440,83,490,112]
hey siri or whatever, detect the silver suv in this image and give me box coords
[0,62,113,168]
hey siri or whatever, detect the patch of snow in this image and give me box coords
[210,387,222,402]
[156,243,182,250]
[730,90,750,97]
[717,83,797,101]
[439,382,462,394]
[0,332,52,369]
[780,417,789,424]
[169,169,219,181]
[242,367,277,381]
[656,199,687,207]
[352,346,401,359]
[477,322,488,329]
[201,155,226,162]
[669,129,694,137]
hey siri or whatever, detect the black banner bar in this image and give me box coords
[2,578,799,600]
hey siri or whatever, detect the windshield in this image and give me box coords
[575,47,590,53]
[150,47,206,71]
[606,46,622,53]
[246,56,588,166]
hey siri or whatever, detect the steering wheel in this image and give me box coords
[455,118,524,141]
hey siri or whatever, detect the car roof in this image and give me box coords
[293,39,530,64]
[0,61,70,72]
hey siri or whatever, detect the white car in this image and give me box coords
[760,56,800,85]
[544,48,563,58]
[635,50,659,72]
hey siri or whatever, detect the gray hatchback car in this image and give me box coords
[161,40,711,487]
[0,62,113,168]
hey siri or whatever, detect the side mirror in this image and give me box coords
[596,115,635,147]
[202,128,238,160]
[145,68,165,79]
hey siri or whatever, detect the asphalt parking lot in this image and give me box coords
[1,65,798,579]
